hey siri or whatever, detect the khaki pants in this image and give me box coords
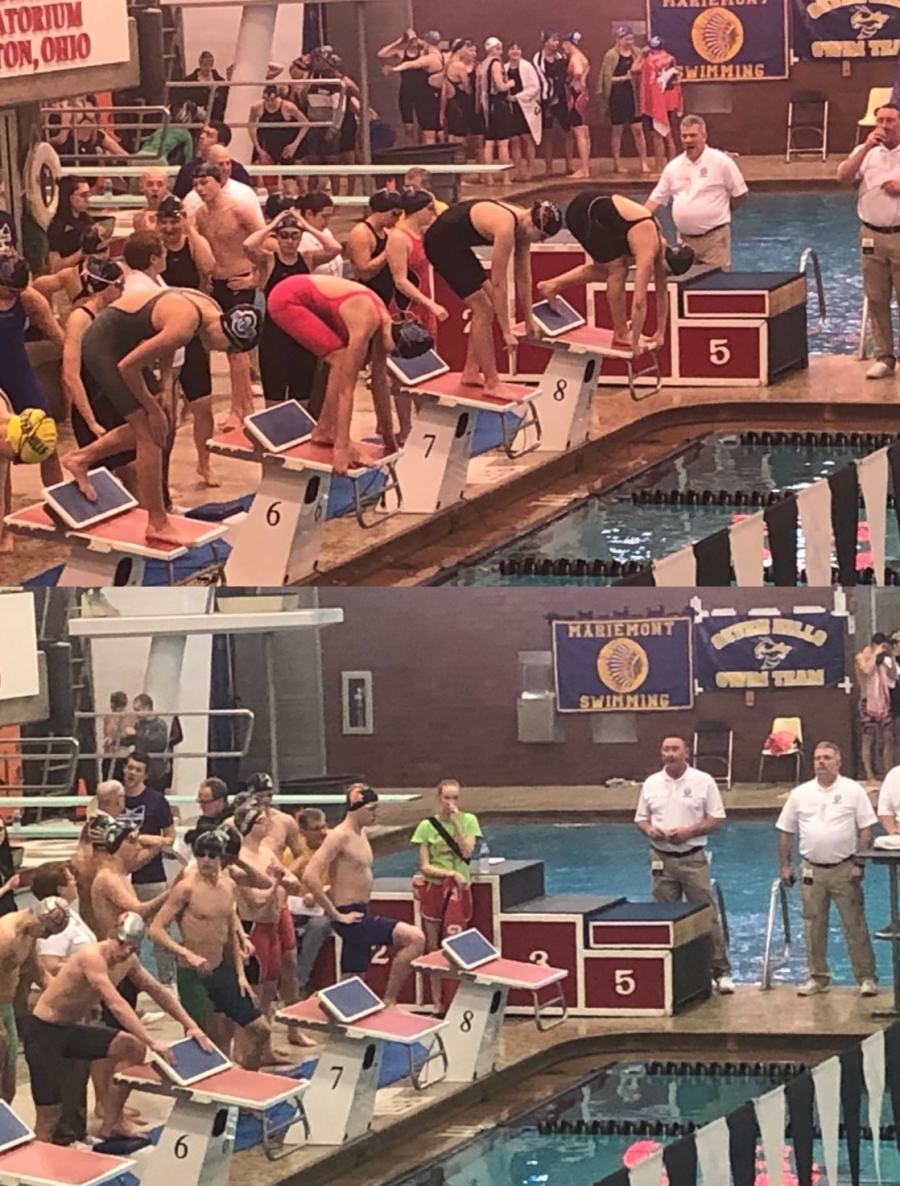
[679,225,731,271]
[860,226,900,365]
[649,848,731,976]
[800,858,875,986]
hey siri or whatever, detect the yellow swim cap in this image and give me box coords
[6,408,58,465]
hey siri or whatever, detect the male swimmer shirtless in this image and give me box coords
[133,167,171,232]
[150,830,270,1068]
[193,162,263,429]
[303,785,424,1006]
[0,899,69,1102]
[25,912,209,1142]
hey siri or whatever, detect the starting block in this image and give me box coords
[0,1100,133,1186]
[412,929,568,1083]
[207,426,402,585]
[391,363,541,515]
[517,318,661,452]
[4,468,226,586]
[117,1037,309,1176]
[276,978,448,1145]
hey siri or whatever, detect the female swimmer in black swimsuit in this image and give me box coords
[424,198,561,394]
[537,192,693,356]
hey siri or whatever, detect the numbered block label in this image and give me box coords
[498,917,579,1007]
[583,951,669,1014]
[364,894,418,1005]
[676,323,764,381]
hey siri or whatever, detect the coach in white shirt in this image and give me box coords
[838,102,900,378]
[645,114,747,270]
[634,735,733,993]
[777,741,877,997]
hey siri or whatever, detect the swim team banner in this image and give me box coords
[792,0,900,59]
[694,612,845,690]
[553,617,694,712]
[646,0,789,80]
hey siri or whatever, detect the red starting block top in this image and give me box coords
[514,323,637,358]
[412,951,567,991]
[117,1063,307,1108]
[395,372,537,410]
[207,427,399,476]
[277,998,446,1044]
[0,1141,133,1186]
[5,505,225,560]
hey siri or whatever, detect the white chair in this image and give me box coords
[758,716,803,784]
[856,87,893,145]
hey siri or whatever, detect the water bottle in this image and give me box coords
[477,838,491,875]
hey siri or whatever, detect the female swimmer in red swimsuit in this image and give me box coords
[562,32,591,179]
[266,273,397,475]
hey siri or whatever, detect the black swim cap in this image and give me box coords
[401,186,433,216]
[220,304,261,352]
[665,243,695,276]
[157,195,184,220]
[531,200,562,239]
[276,213,302,232]
[392,319,434,359]
[80,226,106,255]
[264,193,300,221]
[217,825,242,860]
[246,772,275,793]
[346,784,378,812]
[234,805,264,837]
[84,257,124,291]
[105,819,139,855]
[369,188,403,214]
[193,830,226,859]
[0,253,29,291]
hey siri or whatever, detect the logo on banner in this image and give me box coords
[691,8,745,64]
[695,614,844,689]
[793,0,900,58]
[597,638,649,694]
[753,638,793,670]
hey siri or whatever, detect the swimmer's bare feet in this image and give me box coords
[217,415,243,433]
[197,464,221,488]
[482,377,503,396]
[287,1029,317,1048]
[145,517,196,549]
[262,1048,295,1066]
[377,424,398,455]
[98,1117,149,1140]
[61,451,98,500]
[459,369,485,389]
[611,337,633,352]
[568,169,590,180]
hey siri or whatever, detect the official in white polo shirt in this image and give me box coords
[645,114,747,270]
[837,102,900,379]
[777,740,877,998]
[634,735,734,993]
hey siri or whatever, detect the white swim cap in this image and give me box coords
[35,897,70,935]
[112,912,146,949]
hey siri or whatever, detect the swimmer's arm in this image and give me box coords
[512,237,536,335]
[390,51,438,72]
[83,954,157,1048]
[651,250,669,346]
[62,313,103,430]
[491,59,514,93]
[98,871,169,921]
[541,261,607,296]
[243,220,278,264]
[49,247,83,273]
[283,105,310,154]
[248,102,266,156]
[133,833,174,870]
[118,303,197,406]
[488,227,515,332]
[347,225,388,280]
[32,272,68,300]
[38,953,65,979]
[128,962,206,1037]
[299,223,342,268]
[21,287,64,350]
[148,882,195,962]
[629,251,653,353]
[377,34,406,58]
[386,233,440,315]
[186,220,216,280]
[302,833,347,920]
[228,860,276,891]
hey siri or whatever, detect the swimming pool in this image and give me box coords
[376,821,898,987]
[385,1059,893,1186]
[441,432,897,586]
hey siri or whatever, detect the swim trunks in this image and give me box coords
[25,1017,118,1107]
[331,903,397,974]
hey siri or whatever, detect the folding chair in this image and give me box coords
[692,720,734,789]
[856,87,893,145]
[786,91,829,162]
[758,716,803,784]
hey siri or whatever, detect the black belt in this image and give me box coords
[681,224,728,237]
[652,846,704,859]
[863,222,900,234]
[805,856,852,868]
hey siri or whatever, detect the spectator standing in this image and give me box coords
[634,736,734,993]
[533,31,572,177]
[123,693,171,791]
[506,43,542,182]
[297,193,345,275]
[561,33,591,179]
[777,741,878,997]
[639,36,683,173]
[645,115,748,270]
[172,122,253,200]
[183,778,232,850]
[0,181,16,251]
[838,103,900,378]
[118,752,176,989]
[597,27,650,175]
[181,51,228,122]
[855,632,898,785]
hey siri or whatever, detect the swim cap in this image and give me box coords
[665,243,695,276]
[233,805,263,837]
[220,304,261,352]
[617,25,633,37]
[157,195,184,220]
[112,911,146,949]
[84,257,124,291]
[401,186,433,215]
[80,226,107,256]
[6,408,58,466]
[263,84,278,98]
[649,35,664,49]
[421,29,441,45]
[484,37,502,53]
[35,896,70,935]
[563,31,582,45]
[450,37,471,53]
[540,29,559,43]
[0,253,29,291]
[369,188,403,214]
[216,825,242,860]
[193,829,225,859]
[392,319,434,359]
[276,213,302,232]
[530,200,562,239]
[87,811,115,848]
[246,772,275,794]
[264,193,299,221]
[346,784,378,812]
[105,818,139,855]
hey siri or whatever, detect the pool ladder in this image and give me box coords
[798,247,827,338]
[760,878,792,989]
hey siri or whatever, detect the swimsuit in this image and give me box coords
[444,73,476,139]
[424,199,513,300]
[69,306,138,470]
[393,225,437,339]
[261,253,319,403]
[609,54,638,127]
[358,221,395,306]
[266,274,387,358]
[331,903,397,974]
[256,101,298,163]
[25,1017,118,1107]
[566,59,589,129]
[566,192,655,264]
[162,240,211,402]
[0,298,50,414]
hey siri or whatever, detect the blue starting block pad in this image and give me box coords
[386,350,449,387]
[149,1038,231,1087]
[243,401,316,453]
[531,298,585,337]
[43,468,137,530]
[317,977,384,1024]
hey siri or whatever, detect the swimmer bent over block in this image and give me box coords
[302,785,424,1005]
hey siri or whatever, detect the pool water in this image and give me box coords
[443,434,897,585]
[386,1061,897,1186]
[376,821,898,987]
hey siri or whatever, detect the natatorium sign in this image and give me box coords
[0,0,129,78]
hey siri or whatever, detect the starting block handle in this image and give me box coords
[353,460,403,526]
[626,350,662,401]
[262,1090,309,1161]
[409,1032,449,1091]
[533,984,568,1032]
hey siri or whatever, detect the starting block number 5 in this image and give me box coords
[709,339,731,366]
[615,968,636,996]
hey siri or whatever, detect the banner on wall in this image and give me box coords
[553,617,694,712]
[646,0,789,80]
[792,0,900,60]
[695,613,846,690]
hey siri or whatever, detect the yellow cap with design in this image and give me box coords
[6,408,57,465]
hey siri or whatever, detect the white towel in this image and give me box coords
[628,1148,665,1186]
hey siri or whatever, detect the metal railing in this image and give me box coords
[711,877,729,949]
[858,295,870,360]
[0,738,80,801]
[165,76,349,133]
[40,105,172,163]
[760,878,792,989]
[798,247,826,336]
